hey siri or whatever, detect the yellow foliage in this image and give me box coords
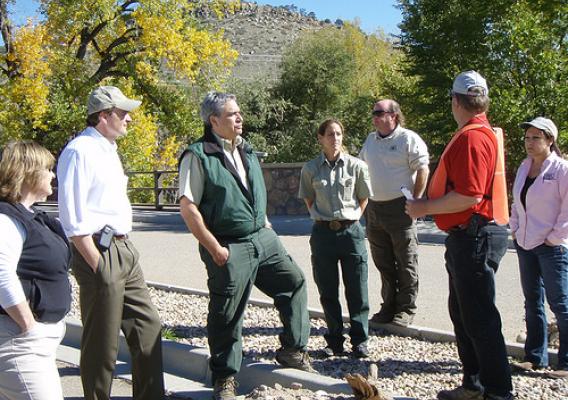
[1,23,52,130]
[133,9,238,82]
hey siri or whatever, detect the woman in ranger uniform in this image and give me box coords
[299,119,373,358]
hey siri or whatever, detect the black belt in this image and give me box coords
[447,218,497,235]
[315,220,357,231]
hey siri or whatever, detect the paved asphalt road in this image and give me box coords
[129,211,546,344]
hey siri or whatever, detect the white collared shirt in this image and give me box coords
[57,127,132,236]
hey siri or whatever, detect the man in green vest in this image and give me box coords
[179,92,313,400]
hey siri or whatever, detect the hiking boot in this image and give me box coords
[369,309,394,324]
[321,345,344,358]
[352,342,370,358]
[213,376,238,400]
[391,311,414,327]
[276,348,316,373]
[437,386,483,400]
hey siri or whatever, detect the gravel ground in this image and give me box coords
[68,278,567,400]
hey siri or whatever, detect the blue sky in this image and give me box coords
[5,0,402,35]
[255,1,402,35]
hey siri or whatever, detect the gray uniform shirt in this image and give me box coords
[299,153,372,221]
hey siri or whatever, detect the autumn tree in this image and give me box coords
[0,0,239,182]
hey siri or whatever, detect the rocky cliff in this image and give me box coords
[196,2,340,81]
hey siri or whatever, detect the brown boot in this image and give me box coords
[213,376,238,400]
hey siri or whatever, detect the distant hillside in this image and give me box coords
[196,2,341,81]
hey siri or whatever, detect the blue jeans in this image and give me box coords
[515,242,568,370]
[445,223,512,397]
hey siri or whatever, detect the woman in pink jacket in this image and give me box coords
[510,117,568,378]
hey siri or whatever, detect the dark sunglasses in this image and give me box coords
[371,109,392,117]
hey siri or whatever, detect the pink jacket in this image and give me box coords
[510,152,568,250]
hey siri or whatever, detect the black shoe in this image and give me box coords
[352,343,370,358]
[370,309,394,324]
[321,345,343,357]
[485,393,515,400]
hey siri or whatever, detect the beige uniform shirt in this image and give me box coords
[299,153,372,221]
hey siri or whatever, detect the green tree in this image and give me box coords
[271,24,417,162]
[398,0,567,166]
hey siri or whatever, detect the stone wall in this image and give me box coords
[262,163,307,216]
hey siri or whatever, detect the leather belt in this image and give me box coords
[315,220,356,231]
[447,220,497,234]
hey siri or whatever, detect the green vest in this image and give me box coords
[186,131,267,238]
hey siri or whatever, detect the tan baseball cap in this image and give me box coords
[87,86,141,115]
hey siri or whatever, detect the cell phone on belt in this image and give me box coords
[98,225,114,250]
[400,186,414,200]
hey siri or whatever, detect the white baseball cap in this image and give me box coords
[520,117,558,141]
[452,70,489,96]
[87,86,141,115]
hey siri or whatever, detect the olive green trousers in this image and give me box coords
[72,239,164,400]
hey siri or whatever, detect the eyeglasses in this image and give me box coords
[371,110,392,117]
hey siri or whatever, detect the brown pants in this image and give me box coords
[72,238,164,400]
[365,197,419,315]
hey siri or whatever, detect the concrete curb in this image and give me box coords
[60,282,558,399]
[147,281,558,366]
[61,318,361,397]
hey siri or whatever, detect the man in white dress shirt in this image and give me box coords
[57,86,164,400]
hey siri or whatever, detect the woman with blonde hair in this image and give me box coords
[0,141,71,399]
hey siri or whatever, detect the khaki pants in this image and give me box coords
[72,238,164,400]
[0,317,65,400]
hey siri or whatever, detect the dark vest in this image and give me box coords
[180,130,267,238]
[0,202,71,322]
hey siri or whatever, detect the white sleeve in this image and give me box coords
[57,147,93,236]
[0,214,27,308]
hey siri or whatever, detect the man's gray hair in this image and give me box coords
[200,91,237,126]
